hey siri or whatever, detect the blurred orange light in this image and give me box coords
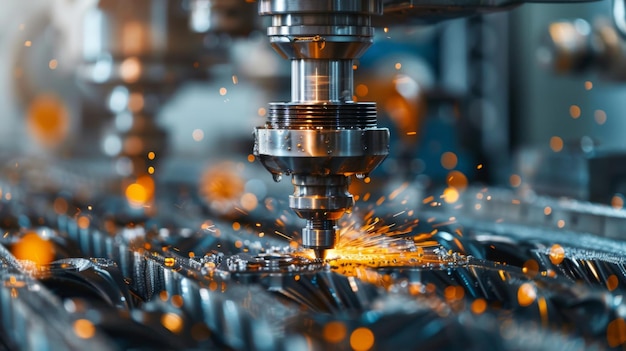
[509,174,522,188]
[120,57,142,83]
[517,283,537,307]
[128,92,144,113]
[548,244,565,265]
[350,327,375,351]
[161,313,184,334]
[595,110,607,125]
[607,318,626,347]
[446,171,468,190]
[53,197,68,215]
[522,259,539,277]
[441,152,458,170]
[171,295,184,308]
[125,183,148,208]
[549,136,563,152]
[356,84,369,97]
[471,298,487,314]
[323,321,347,343]
[12,232,54,266]
[240,193,258,211]
[77,216,90,229]
[612,195,624,209]
[607,275,619,291]
[73,319,96,339]
[444,285,464,301]
[26,94,69,147]
[442,188,459,204]
[569,105,581,119]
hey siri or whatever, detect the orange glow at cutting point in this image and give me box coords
[12,233,55,266]
[350,327,374,351]
[509,174,522,188]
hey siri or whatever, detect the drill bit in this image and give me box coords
[313,249,327,261]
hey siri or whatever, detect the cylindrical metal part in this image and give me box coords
[290,175,353,250]
[290,175,354,216]
[292,60,353,102]
[302,223,338,250]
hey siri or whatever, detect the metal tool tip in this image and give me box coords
[313,249,327,261]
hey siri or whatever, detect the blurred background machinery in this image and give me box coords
[4,0,626,350]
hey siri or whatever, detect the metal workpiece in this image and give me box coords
[41,258,133,310]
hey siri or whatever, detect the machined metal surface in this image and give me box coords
[3,177,626,349]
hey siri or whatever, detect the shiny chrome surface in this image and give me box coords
[292,60,353,103]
